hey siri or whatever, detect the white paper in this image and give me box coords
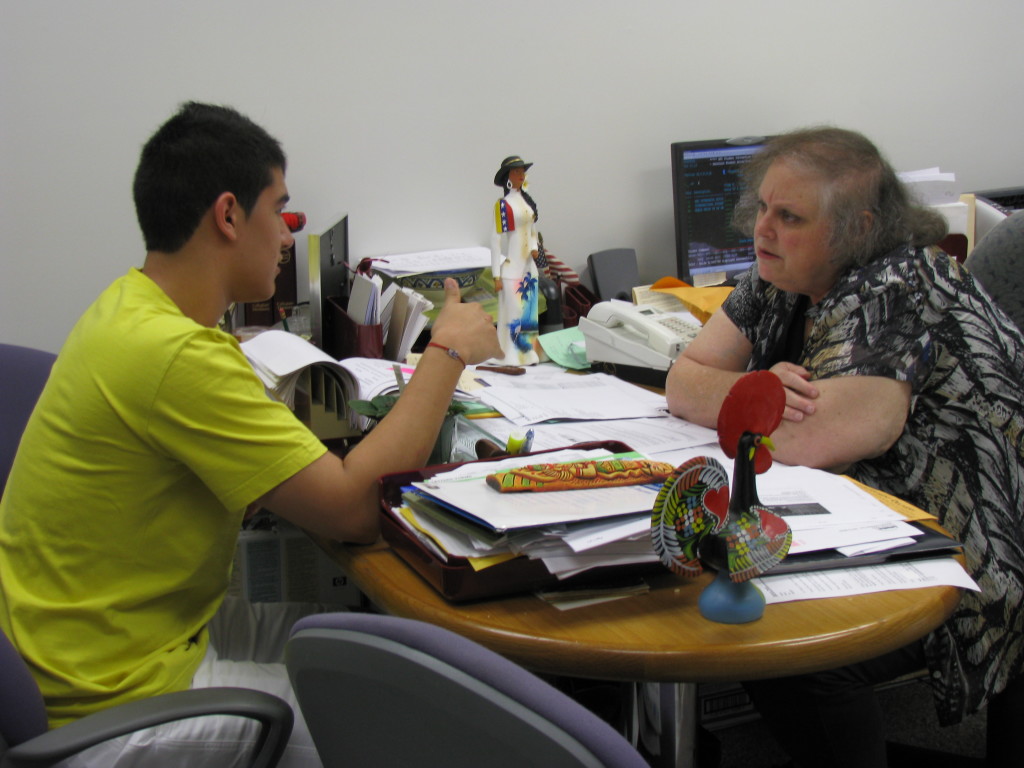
[477,371,669,426]
[753,557,979,604]
[368,246,491,276]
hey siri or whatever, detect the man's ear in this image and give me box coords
[213,192,241,240]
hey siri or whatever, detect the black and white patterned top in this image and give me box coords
[723,245,1024,725]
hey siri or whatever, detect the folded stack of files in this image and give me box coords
[379,444,669,602]
[383,439,965,602]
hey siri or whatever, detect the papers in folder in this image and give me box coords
[397,448,663,580]
[347,272,433,363]
[392,437,978,593]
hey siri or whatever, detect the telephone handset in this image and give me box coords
[578,300,700,371]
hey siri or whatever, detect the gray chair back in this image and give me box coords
[286,612,648,768]
[965,210,1024,333]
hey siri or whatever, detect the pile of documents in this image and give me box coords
[393,447,664,580]
[389,364,978,598]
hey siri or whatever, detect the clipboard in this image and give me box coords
[769,522,962,575]
[378,441,660,602]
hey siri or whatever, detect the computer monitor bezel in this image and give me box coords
[670,136,771,285]
[308,214,349,353]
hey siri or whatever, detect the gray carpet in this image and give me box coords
[711,676,987,767]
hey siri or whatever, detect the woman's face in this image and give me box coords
[753,159,842,304]
[508,167,526,189]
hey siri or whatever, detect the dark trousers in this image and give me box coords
[741,641,927,768]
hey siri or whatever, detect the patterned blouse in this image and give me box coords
[723,245,1024,725]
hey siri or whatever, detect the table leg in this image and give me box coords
[659,682,698,768]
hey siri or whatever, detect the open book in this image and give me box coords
[241,330,412,430]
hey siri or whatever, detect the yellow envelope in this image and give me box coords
[650,276,733,324]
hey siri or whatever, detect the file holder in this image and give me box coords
[324,296,384,361]
[378,441,661,602]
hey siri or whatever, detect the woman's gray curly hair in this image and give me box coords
[732,127,948,269]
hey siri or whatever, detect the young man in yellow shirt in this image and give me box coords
[0,102,500,767]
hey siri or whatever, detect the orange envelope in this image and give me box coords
[650,276,734,325]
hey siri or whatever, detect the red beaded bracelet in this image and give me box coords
[426,342,466,368]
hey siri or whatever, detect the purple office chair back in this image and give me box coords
[0,343,56,499]
[286,612,649,768]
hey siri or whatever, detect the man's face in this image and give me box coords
[230,167,293,303]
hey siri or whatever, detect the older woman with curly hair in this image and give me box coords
[667,126,1024,768]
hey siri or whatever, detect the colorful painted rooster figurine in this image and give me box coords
[651,371,793,621]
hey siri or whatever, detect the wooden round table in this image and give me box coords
[325,539,962,767]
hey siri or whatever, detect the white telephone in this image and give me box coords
[578,300,701,371]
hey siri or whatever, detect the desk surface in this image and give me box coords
[325,538,961,684]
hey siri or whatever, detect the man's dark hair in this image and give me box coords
[133,102,287,253]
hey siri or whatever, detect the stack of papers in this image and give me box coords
[393,448,664,580]
[391,434,976,592]
[366,246,491,279]
[382,286,433,362]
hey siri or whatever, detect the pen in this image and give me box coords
[278,306,290,333]
[522,428,535,453]
[476,365,526,376]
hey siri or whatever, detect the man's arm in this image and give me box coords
[666,310,910,473]
[256,279,501,543]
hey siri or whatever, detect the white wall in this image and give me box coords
[3,0,1022,352]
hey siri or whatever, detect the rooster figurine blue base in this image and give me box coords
[698,569,766,624]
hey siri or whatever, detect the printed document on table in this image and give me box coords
[464,415,717,456]
[655,444,907,532]
[476,372,668,426]
[754,557,979,604]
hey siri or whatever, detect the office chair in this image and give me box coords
[0,628,294,768]
[964,209,1024,333]
[285,612,649,768]
[0,343,56,498]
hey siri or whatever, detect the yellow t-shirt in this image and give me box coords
[0,268,327,726]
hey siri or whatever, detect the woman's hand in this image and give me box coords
[768,361,819,422]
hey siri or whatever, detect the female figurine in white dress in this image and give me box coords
[491,155,541,365]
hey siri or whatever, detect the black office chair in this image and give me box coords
[964,209,1024,333]
[0,343,56,499]
[285,612,649,768]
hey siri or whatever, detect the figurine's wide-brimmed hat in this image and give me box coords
[494,155,533,186]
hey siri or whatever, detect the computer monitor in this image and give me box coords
[308,214,349,353]
[670,136,771,286]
